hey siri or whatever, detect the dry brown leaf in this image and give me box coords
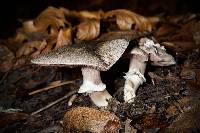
[8,28,48,48]
[16,40,47,58]
[0,44,15,72]
[33,6,68,33]
[63,9,103,20]
[79,10,104,19]
[55,28,72,49]
[0,112,28,128]
[22,20,38,33]
[13,58,27,69]
[104,9,153,32]
[76,19,100,41]
[9,30,27,44]
[41,36,57,53]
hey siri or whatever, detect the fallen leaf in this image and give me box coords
[76,19,100,40]
[23,69,56,90]
[22,20,38,33]
[79,10,104,19]
[166,104,200,132]
[41,36,57,53]
[63,9,103,20]
[16,40,47,58]
[0,112,28,128]
[33,6,68,34]
[154,24,177,38]
[0,44,15,72]
[177,97,192,107]
[104,9,153,31]
[180,59,200,86]
[55,28,72,49]
[157,20,200,52]
[13,57,27,69]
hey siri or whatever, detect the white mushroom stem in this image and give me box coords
[79,67,106,93]
[124,48,148,103]
[79,67,112,107]
[124,38,176,103]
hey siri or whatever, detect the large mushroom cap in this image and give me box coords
[31,39,129,71]
[31,30,148,71]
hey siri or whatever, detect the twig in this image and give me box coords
[31,90,77,115]
[29,80,76,95]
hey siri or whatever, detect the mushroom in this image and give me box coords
[124,37,176,103]
[31,30,147,107]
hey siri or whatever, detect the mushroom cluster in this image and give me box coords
[31,30,175,107]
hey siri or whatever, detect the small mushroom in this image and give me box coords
[124,47,148,102]
[123,37,176,103]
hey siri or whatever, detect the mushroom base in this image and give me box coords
[89,90,112,107]
[79,80,106,93]
[79,67,112,107]
[124,71,145,102]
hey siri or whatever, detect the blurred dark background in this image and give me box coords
[0,0,200,38]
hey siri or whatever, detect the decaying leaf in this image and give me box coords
[0,112,28,128]
[16,40,47,58]
[104,9,153,32]
[22,20,38,33]
[33,6,68,33]
[41,36,57,53]
[79,10,104,19]
[156,20,200,53]
[55,28,72,49]
[180,59,200,86]
[63,9,104,20]
[0,44,15,72]
[76,19,100,40]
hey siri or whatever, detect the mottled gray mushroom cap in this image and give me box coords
[31,39,129,71]
[31,30,149,71]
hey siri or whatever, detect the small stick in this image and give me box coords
[29,80,76,95]
[31,90,77,115]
